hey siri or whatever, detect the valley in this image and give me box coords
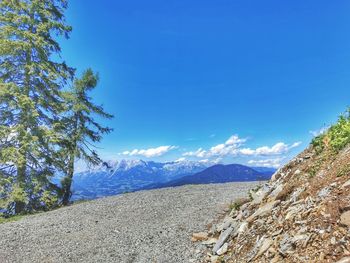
[71,160,275,200]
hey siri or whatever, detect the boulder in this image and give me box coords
[340,211,350,227]
[268,184,284,201]
[212,226,234,254]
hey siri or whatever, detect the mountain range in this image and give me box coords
[142,164,272,190]
[72,159,276,200]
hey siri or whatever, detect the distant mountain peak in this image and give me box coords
[72,159,276,200]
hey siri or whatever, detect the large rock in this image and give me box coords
[268,184,284,201]
[212,226,234,254]
[246,200,280,222]
[340,211,350,226]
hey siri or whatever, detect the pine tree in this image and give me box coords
[59,69,113,205]
[0,0,74,214]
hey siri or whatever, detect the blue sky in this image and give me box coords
[60,1,350,168]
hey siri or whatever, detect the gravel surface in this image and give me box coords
[0,182,259,263]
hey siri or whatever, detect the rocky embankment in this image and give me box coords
[0,182,259,263]
[195,145,350,262]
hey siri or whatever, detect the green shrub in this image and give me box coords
[229,202,241,211]
[312,108,350,153]
[337,164,350,177]
[328,114,350,152]
[311,134,326,154]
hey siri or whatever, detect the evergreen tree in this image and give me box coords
[59,69,113,205]
[0,0,74,214]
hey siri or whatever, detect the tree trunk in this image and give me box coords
[14,162,26,214]
[62,155,74,205]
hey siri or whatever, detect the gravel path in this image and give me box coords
[0,182,259,263]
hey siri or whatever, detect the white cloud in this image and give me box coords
[183,134,246,158]
[240,141,301,156]
[182,134,301,160]
[183,148,207,158]
[248,158,284,168]
[208,135,246,157]
[122,145,177,158]
[225,135,246,146]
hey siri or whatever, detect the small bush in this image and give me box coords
[229,202,241,211]
[328,114,350,152]
[337,164,350,177]
[312,108,350,153]
[230,197,249,211]
[311,134,326,154]
[248,185,261,201]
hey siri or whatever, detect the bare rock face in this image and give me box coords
[197,145,350,262]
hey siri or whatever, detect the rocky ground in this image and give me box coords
[195,145,350,263]
[0,182,259,263]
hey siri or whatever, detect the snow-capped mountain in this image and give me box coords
[72,159,212,200]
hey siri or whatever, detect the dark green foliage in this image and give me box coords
[0,1,113,215]
[311,134,325,154]
[0,0,74,215]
